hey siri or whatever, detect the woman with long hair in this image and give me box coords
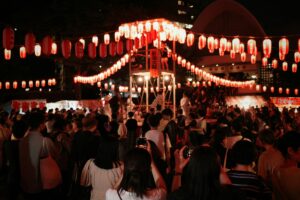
[81,136,123,200]
[106,147,167,200]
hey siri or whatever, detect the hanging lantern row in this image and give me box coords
[0,78,56,90]
[74,54,129,84]
[176,54,255,88]
[254,85,298,95]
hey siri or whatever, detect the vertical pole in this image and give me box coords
[129,52,133,112]
[145,33,148,71]
[146,77,149,112]
[162,75,165,110]
[172,40,176,118]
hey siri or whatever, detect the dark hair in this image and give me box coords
[0,111,9,125]
[277,131,300,159]
[27,111,45,130]
[231,140,257,165]
[128,112,134,118]
[94,136,120,169]
[147,114,160,128]
[118,148,152,198]
[162,108,173,118]
[258,129,275,145]
[12,119,27,139]
[182,146,221,200]
[82,114,97,129]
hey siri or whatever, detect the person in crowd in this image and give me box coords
[0,111,11,171]
[196,109,207,135]
[151,91,164,112]
[272,131,300,200]
[125,112,138,150]
[227,140,272,200]
[81,136,123,200]
[256,129,284,187]
[106,147,167,200]
[180,92,191,117]
[19,111,59,199]
[168,146,242,200]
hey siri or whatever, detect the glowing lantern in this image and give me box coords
[34,44,41,57]
[99,43,107,58]
[250,55,256,64]
[241,52,246,62]
[116,41,123,55]
[97,82,101,88]
[226,41,231,51]
[239,43,245,53]
[111,84,115,91]
[150,87,154,93]
[286,88,290,95]
[219,37,227,52]
[29,80,33,88]
[145,21,151,32]
[104,83,108,90]
[294,52,300,63]
[0,82,2,90]
[42,36,52,56]
[41,80,46,87]
[263,38,272,58]
[121,57,126,66]
[51,79,56,85]
[177,56,182,65]
[191,64,195,73]
[186,62,191,70]
[282,62,288,71]
[279,52,285,61]
[126,40,133,52]
[51,42,57,54]
[219,48,224,56]
[114,32,120,43]
[13,81,17,89]
[134,37,140,49]
[186,33,194,47]
[198,35,206,49]
[75,42,84,58]
[48,79,52,86]
[279,38,289,55]
[247,39,256,54]
[25,33,36,54]
[104,34,110,45]
[214,38,219,49]
[271,86,275,93]
[123,25,130,38]
[109,42,116,56]
[181,59,186,67]
[137,87,142,93]
[278,87,283,94]
[35,80,40,88]
[124,54,129,62]
[18,46,26,59]
[292,63,297,73]
[88,43,96,58]
[4,49,11,60]
[130,25,137,39]
[137,23,144,33]
[262,57,268,67]
[79,38,85,48]
[295,88,299,95]
[272,59,278,69]
[230,50,235,59]
[168,85,172,91]
[159,32,166,41]
[255,84,260,91]
[21,81,26,88]
[207,36,214,53]
[92,36,98,46]
[177,83,181,89]
[61,40,72,59]
[263,85,267,92]
[3,27,14,50]
[232,38,240,53]
[5,82,10,89]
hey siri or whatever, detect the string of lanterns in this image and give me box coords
[0,78,56,90]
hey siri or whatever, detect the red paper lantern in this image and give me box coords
[104,33,110,45]
[75,42,84,58]
[295,88,299,96]
[294,51,300,63]
[250,55,256,64]
[292,63,297,73]
[31,101,37,109]
[20,46,26,58]
[29,80,33,88]
[256,84,260,91]
[214,38,219,49]
[219,48,224,56]
[109,42,116,56]
[181,59,186,67]
[92,36,98,46]
[278,87,283,94]
[25,33,36,54]
[247,39,256,54]
[35,80,40,88]
[230,50,235,59]
[42,36,53,56]
[134,37,140,49]
[270,86,275,93]
[2,27,14,50]
[272,59,278,69]
[5,82,10,90]
[241,52,246,62]
[232,38,240,53]
[99,43,107,58]
[186,62,191,70]
[126,40,133,52]
[177,56,182,65]
[88,42,96,59]
[282,62,288,71]
[4,49,11,60]
[0,82,2,90]
[207,36,214,53]
[114,32,120,42]
[41,80,46,87]
[61,40,72,59]
[226,41,231,51]
[279,38,289,55]
[263,85,267,92]
[262,57,268,67]
[51,42,57,55]
[21,81,26,88]
[239,43,245,53]
[286,88,290,95]
[299,39,300,52]
[34,44,41,57]
[141,34,146,47]
[116,41,124,55]
[219,37,227,52]
[186,33,194,47]
[198,35,206,49]
[13,81,17,89]
[279,52,285,61]
[263,38,272,58]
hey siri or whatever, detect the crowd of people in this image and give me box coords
[0,90,300,200]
